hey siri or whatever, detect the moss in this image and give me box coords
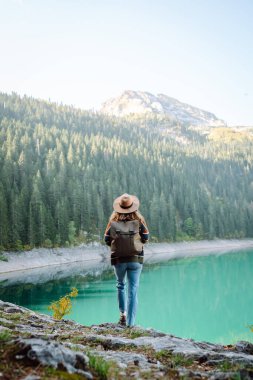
[155,350,193,368]
[21,311,33,319]
[5,312,22,321]
[94,326,153,339]
[69,335,86,344]
[132,369,153,379]
[218,360,235,371]
[42,367,86,380]
[1,322,16,330]
[218,360,247,373]
[231,373,242,380]
[124,328,151,339]
[0,330,12,342]
[172,354,194,367]
[19,331,33,338]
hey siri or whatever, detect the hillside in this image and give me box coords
[101,90,225,126]
[0,92,253,251]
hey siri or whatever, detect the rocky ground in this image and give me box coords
[0,301,253,379]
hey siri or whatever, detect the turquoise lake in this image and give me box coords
[1,249,253,344]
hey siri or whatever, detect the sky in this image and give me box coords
[0,0,252,126]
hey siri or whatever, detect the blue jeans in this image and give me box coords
[114,261,142,327]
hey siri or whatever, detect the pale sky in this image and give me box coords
[0,0,252,126]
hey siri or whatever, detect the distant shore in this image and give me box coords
[1,239,253,276]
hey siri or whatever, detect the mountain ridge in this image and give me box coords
[101,90,226,127]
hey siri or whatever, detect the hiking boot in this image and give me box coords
[118,314,126,326]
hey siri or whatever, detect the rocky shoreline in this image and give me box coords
[0,300,253,379]
[1,239,253,275]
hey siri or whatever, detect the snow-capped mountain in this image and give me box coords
[101,90,225,126]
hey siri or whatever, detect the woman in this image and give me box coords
[104,193,149,327]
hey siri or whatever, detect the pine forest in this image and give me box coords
[0,92,253,251]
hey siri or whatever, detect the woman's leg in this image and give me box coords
[114,263,127,314]
[126,262,142,327]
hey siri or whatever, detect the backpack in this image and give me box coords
[110,220,143,257]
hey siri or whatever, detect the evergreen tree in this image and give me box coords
[0,91,252,249]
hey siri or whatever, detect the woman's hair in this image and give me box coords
[109,210,146,225]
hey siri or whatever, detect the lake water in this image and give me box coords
[1,249,253,344]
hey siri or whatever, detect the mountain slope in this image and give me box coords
[0,92,253,250]
[101,90,225,126]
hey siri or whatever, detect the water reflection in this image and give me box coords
[0,249,253,344]
[138,250,253,343]
[0,266,114,310]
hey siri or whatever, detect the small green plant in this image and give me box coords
[249,324,253,332]
[231,373,242,380]
[12,240,24,251]
[0,254,8,262]
[167,353,193,367]
[43,238,53,248]
[126,328,150,339]
[2,312,21,321]
[0,330,12,341]
[218,360,235,372]
[48,287,78,320]
[155,350,193,367]
[87,352,111,380]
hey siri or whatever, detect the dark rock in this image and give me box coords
[28,314,55,324]
[0,301,13,308]
[197,341,224,352]
[30,323,44,329]
[17,338,92,378]
[91,322,125,332]
[144,327,166,338]
[236,341,253,355]
[5,306,25,314]
[238,368,253,380]
[198,354,208,363]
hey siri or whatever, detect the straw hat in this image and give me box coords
[113,193,140,214]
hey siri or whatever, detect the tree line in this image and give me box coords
[0,92,253,250]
